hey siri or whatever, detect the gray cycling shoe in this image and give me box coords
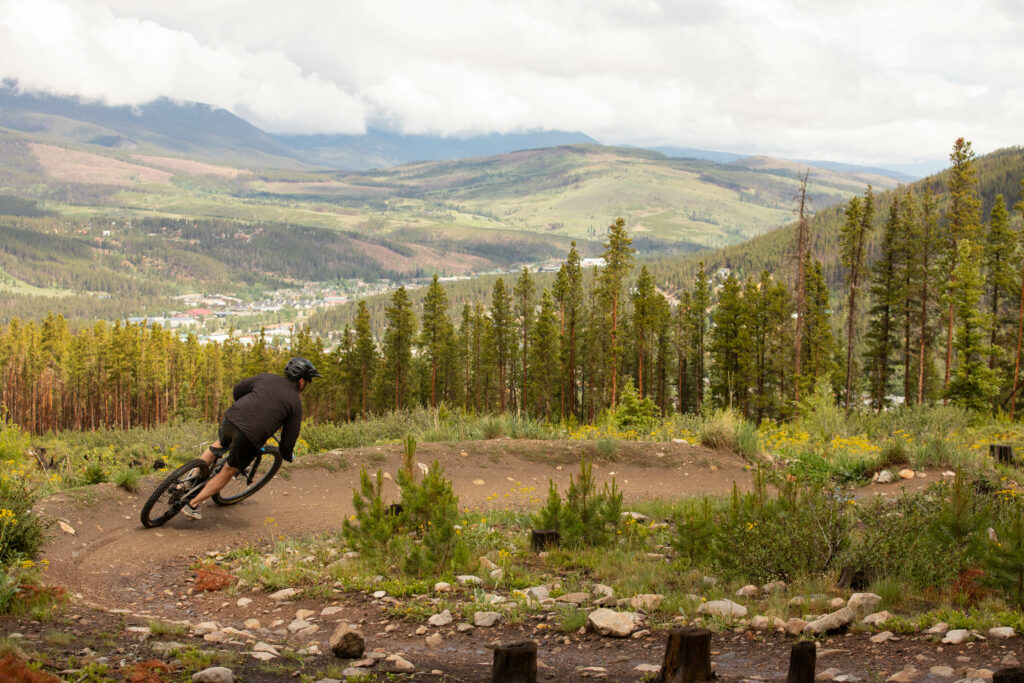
[181,503,202,520]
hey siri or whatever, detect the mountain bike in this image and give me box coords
[140,438,283,528]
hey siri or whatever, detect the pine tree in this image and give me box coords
[983,195,1014,375]
[420,274,453,408]
[840,187,874,410]
[353,301,377,416]
[946,240,997,412]
[1011,182,1024,418]
[691,263,712,410]
[381,286,417,411]
[802,259,836,395]
[911,188,940,404]
[943,138,983,392]
[489,278,513,412]
[631,265,657,398]
[513,267,536,412]
[709,274,750,411]
[528,289,559,419]
[863,196,904,411]
[597,218,635,406]
[792,170,811,401]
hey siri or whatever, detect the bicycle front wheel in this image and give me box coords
[140,458,209,528]
[212,451,283,506]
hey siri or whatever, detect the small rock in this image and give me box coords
[456,623,474,633]
[886,668,919,682]
[479,557,498,570]
[321,606,342,616]
[243,619,260,630]
[426,633,443,648]
[629,594,664,611]
[929,666,955,677]
[697,599,747,618]
[287,618,311,633]
[236,598,252,608]
[457,575,483,586]
[558,592,590,605]
[942,629,970,644]
[592,584,615,599]
[249,652,275,661]
[635,664,661,673]
[735,585,759,598]
[785,618,808,637]
[372,590,387,599]
[192,621,220,636]
[329,622,365,659]
[587,608,639,637]
[877,470,893,484]
[963,668,994,680]
[803,608,854,636]
[899,469,915,480]
[870,631,894,643]
[415,625,427,635]
[433,582,451,593]
[926,622,949,635]
[490,568,504,581]
[762,580,787,595]
[473,611,502,628]
[750,616,772,630]
[847,593,882,617]
[526,585,550,602]
[429,610,453,627]
[268,588,298,602]
[989,626,1015,639]
[1002,653,1021,666]
[862,611,892,626]
[192,667,233,683]
[385,654,415,672]
[829,597,847,609]
[816,667,842,681]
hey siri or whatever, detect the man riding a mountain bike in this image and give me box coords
[181,356,321,520]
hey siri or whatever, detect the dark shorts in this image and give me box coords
[216,418,261,470]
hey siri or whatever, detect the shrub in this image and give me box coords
[112,466,142,492]
[699,409,740,452]
[735,421,760,461]
[342,436,467,577]
[614,379,658,433]
[395,436,467,576]
[535,456,622,547]
[706,476,851,583]
[799,377,847,444]
[595,436,619,459]
[0,479,45,567]
[0,414,30,462]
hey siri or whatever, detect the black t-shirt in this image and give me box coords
[224,373,303,460]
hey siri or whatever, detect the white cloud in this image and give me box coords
[1,0,1021,165]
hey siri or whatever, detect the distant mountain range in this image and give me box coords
[0,82,932,179]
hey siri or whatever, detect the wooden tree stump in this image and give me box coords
[994,667,1024,683]
[655,626,713,682]
[991,444,1015,464]
[787,641,816,683]
[491,640,537,683]
[530,529,560,551]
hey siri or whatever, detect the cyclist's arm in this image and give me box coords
[278,409,302,462]
[232,375,258,401]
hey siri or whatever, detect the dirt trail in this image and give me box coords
[22,439,960,682]
[36,439,932,611]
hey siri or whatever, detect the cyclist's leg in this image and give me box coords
[187,422,258,510]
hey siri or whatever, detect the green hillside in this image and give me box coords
[645,145,1024,295]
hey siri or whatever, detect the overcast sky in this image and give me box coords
[1,0,1020,169]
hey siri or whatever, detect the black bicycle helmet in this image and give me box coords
[284,357,322,381]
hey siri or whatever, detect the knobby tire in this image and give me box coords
[140,458,209,528]
[212,451,283,506]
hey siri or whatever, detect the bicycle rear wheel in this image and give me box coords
[212,450,283,506]
[140,458,209,528]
